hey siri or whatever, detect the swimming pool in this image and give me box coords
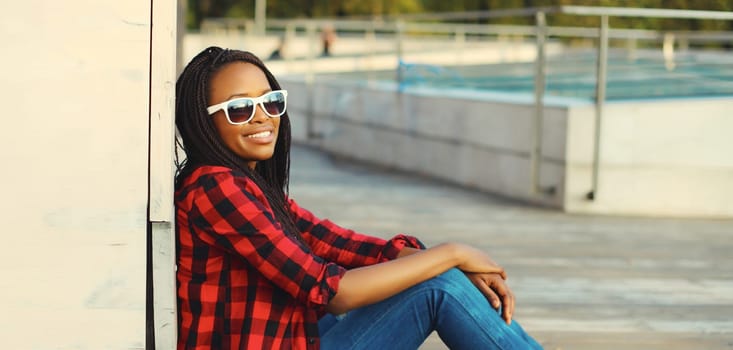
[324,49,733,101]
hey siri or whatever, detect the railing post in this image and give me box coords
[588,14,609,200]
[366,25,376,79]
[306,22,317,139]
[625,37,637,61]
[284,23,295,65]
[455,26,465,65]
[254,0,266,36]
[531,11,552,195]
[395,20,405,87]
[663,32,676,70]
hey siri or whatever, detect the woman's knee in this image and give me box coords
[437,268,467,281]
[421,268,473,294]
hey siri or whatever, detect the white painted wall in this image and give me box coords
[0,0,165,348]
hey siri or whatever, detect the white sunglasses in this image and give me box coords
[206,90,288,125]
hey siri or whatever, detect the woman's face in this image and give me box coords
[208,62,281,169]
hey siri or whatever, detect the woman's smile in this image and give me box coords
[245,130,272,139]
[243,128,275,144]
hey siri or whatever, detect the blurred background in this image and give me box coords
[179,0,733,218]
[0,0,731,349]
[182,1,733,349]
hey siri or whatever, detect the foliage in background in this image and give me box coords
[187,0,733,31]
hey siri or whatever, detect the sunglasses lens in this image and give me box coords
[227,99,254,124]
[262,91,286,117]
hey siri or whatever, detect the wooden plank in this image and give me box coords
[149,0,178,348]
[149,0,177,223]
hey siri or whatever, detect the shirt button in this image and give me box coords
[308,338,316,344]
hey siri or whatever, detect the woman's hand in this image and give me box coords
[454,244,506,280]
[465,272,515,325]
[454,244,513,324]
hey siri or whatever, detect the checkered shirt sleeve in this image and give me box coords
[288,198,425,268]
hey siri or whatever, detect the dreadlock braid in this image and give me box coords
[175,46,303,245]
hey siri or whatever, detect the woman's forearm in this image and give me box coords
[396,246,422,259]
[326,243,460,314]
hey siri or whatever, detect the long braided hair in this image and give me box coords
[175,46,302,241]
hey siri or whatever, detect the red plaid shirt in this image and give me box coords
[176,166,423,349]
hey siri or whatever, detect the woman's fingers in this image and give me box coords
[468,273,502,309]
[488,275,514,324]
[498,268,507,280]
[483,265,507,280]
[466,272,515,325]
[489,274,514,324]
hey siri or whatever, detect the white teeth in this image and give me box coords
[246,131,271,138]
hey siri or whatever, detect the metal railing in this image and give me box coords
[201,6,733,201]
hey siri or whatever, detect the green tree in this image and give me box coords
[186,0,733,31]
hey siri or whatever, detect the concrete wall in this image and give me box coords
[565,98,733,217]
[284,79,569,209]
[283,77,733,218]
[0,0,176,348]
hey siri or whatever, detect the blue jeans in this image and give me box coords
[319,268,543,350]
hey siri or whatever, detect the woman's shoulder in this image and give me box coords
[177,165,255,194]
[192,165,239,177]
[182,165,244,181]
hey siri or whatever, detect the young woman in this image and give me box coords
[175,46,543,350]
